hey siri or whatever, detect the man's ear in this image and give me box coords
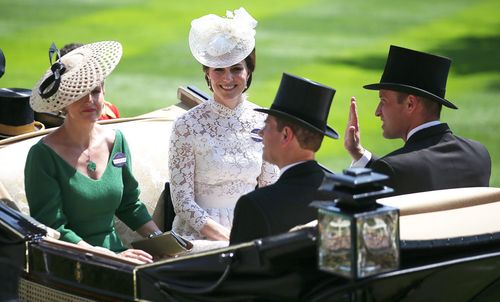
[406,94,419,113]
[281,126,294,145]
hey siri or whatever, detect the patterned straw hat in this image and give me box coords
[189,7,257,68]
[30,41,122,113]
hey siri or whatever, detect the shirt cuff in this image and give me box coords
[351,150,372,168]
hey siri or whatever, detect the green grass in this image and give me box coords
[1,0,499,186]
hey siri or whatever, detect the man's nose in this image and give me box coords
[375,103,382,116]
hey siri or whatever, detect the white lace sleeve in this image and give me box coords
[168,117,209,232]
[257,160,279,187]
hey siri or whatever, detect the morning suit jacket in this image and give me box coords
[368,123,491,196]
[230,160,325,244]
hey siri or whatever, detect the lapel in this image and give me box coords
[405,123,452,146]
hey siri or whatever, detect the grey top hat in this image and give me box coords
[255,73,338,139]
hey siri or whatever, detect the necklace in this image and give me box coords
[83,148,97,172]
[87,159,97,172]
[61,125,97,173]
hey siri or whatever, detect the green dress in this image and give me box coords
[24,130,152,252]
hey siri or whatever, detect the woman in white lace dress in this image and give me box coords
[168,8,279,241]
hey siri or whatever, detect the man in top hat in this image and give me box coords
[230,73,338,244]
[345,45,491,196]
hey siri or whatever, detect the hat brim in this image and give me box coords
[363,82,458,109]
[255,108,339,139]
[0,120,44,138]
[30,41,122,113]
[0,88,31,99]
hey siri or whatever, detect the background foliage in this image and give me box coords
[1,0,499,186]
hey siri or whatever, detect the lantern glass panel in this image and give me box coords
[356,208,399,278]
[317,209,353,278]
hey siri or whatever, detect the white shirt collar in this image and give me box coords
[407,120,441,140]
[280,161,307,176]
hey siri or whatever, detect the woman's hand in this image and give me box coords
[118,249,154,264]
[77,240,116,256]
[91,245,117,256]
[200,219,230,241]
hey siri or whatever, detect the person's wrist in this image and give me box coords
[357,146,365,157]
[93,246,116,255]
[147,230,163,239]
[350,146,365,161]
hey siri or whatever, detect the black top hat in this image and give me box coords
[0,48,43,138]
[0,88,43,138]
[255,73,338,139]
[364,45,457,109]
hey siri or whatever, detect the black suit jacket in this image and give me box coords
[368,123,491,196]
[230,161,325,244]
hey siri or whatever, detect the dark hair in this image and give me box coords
[60,42,84,57]
[275,117,324,152]
[396,92,442,118]
[203,48,256,93]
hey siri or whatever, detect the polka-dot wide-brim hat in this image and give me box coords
[30,41,122,113]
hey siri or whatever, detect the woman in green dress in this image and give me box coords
[24,41,160,264]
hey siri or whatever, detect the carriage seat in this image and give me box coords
[292,187,500,241]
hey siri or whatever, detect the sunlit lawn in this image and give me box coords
[1,0,499,186]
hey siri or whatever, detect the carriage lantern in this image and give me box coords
[312,167,399,279]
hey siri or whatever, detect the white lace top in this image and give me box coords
[168,97,279,240]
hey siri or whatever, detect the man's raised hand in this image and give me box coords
[344,97,365,161]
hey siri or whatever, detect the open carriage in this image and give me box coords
[1,87,500,302]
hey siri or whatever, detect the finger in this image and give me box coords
[347,97,354,124]
[136,254,154,264]
[124,254,151,264]
[121,251,153,264]
[130,249,153,260]
[350,97,359,129]
[347,126,357,143]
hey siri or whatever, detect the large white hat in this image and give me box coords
[189,7,257,68]
[30,41,122,113]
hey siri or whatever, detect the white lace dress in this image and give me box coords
[168,97,279,240]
